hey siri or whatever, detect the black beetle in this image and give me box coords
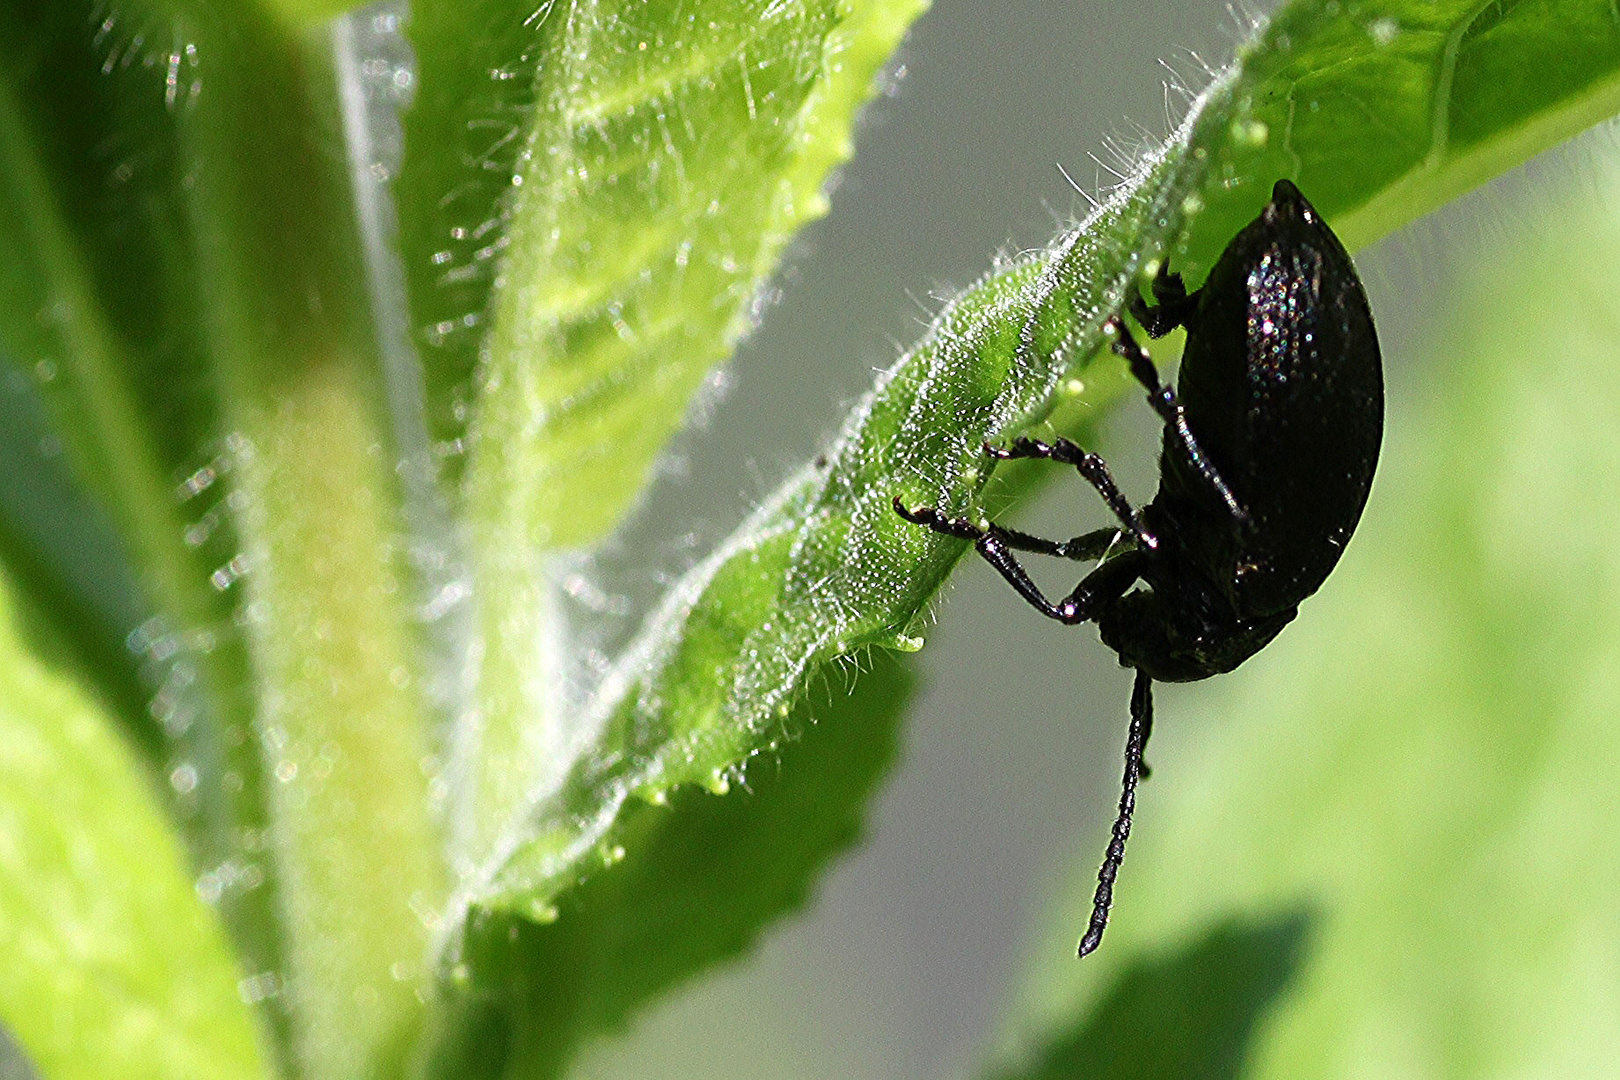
[895,179,1382,955]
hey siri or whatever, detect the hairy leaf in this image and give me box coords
[463,0,1620,912]
[400,0,932,877]
[400,0,928,543]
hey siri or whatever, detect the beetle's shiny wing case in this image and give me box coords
[1165,181,1384,617]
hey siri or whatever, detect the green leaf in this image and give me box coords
[162,11,447,1076]
[398,0,931,877]
[0,398,153,759]
[135,0,365,29]
[435,0,1620,1058]
[1162,0,1620,284]
[0,3,239,741]
[257,0,367,26]
[421,649,911,1078]
[986,910,1313,1080]
[401,0,929,543]
[1007,156,1620,1077]
[0,569,269,1080]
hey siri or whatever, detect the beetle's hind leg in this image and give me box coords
[893,497,1147,626]
[1106,318,1248,523]
[1079,668,1153,957]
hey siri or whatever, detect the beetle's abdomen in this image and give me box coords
[1160,182,1383,617]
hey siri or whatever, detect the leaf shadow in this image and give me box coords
[992,906,1315,1080]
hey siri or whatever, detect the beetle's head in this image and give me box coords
[1098,590,1296,683]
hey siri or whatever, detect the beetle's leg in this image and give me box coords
[972,537,1153,628]
[892,498,982,540]
[1079,668,1153,957]
[1106,318,1249,523]
[1150,263,1190,307]
[892,497,1147,625]
[1106,315,1181,423]
[892,501,1106,559]
[984,437,1157,549]
[1128,261,1198,337]
[987,523,1120,562]
[976,542,1147,626]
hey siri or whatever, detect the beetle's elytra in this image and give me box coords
[895,178,1383,955]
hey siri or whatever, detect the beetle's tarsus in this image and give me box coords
[892,496,984,540]
[1129,262,1197,337]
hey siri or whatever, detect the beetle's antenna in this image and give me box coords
[1079,668,1153,957]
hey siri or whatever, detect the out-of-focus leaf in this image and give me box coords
[1012,158,1620,1079]
[0,5,449,1074]
[401,0,929,543]
[987,910,1313,1080]
[399,0,933,870]
[0,389,151,756]
[257,0,365,26]
[164,10,448,1076]
[0,1,292,1051]
[0,3,239,742]
[0,570,269,1080]
[419,650,912,1079]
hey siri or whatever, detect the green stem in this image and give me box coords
[177,10,445,1077]
[459,410,569,865]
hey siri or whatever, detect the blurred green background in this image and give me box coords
[575,0,1620,1077]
